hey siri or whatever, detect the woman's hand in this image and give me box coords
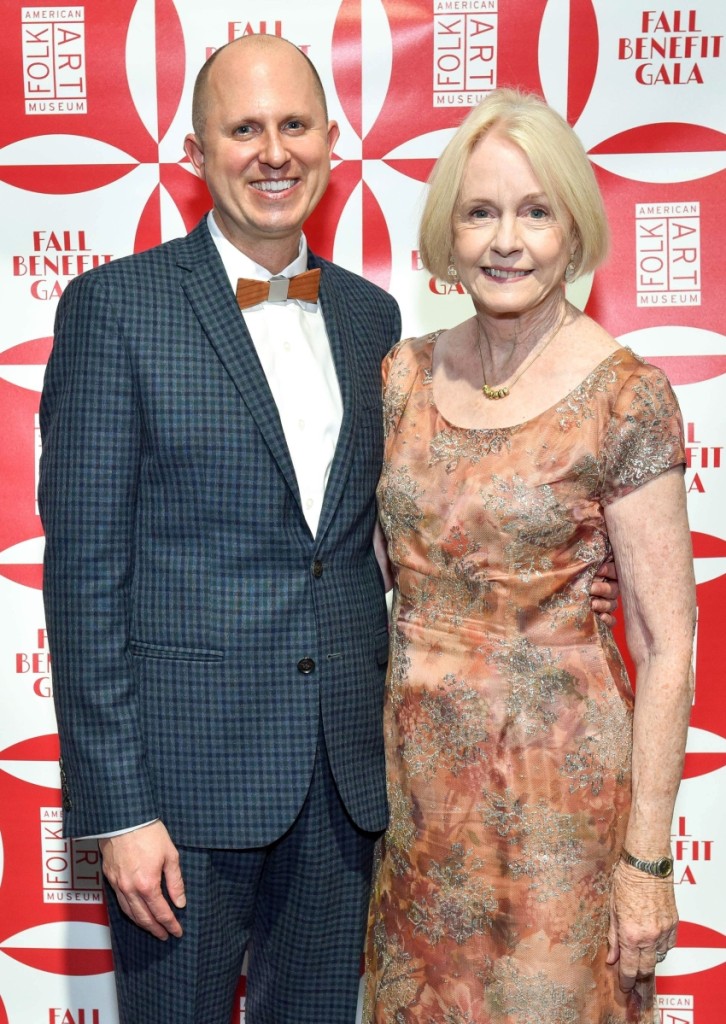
[607,859,678,991]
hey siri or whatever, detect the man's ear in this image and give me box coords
[327,120,340,157]
[183,134,205,179]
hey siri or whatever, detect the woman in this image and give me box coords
[364,89,695,1023]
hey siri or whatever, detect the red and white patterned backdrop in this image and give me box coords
[1,1,724,1022]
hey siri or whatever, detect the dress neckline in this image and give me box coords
[426,332,628,433]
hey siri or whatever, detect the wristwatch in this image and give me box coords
[621,848,674,878]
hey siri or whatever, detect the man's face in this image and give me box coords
[184,41,339,271]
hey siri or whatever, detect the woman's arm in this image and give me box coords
[603,465,696,990]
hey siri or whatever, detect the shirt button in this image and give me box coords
[298,419,305,431]
[305,498,313,510]
[312,560,323,578]
[297,657,315,675]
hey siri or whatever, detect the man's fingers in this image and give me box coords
[114,880,183,939]
[114,888,171,940]
[595,557,618,581]
[591,599,616,627]
[590,579,618,625]
[99,823,184,939]
[164,858,187,910]
[143,888,184,939]
[590,577,617,598]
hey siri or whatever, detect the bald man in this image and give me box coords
[40,35,400,1024]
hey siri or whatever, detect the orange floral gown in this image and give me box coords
[364,336,686,1024]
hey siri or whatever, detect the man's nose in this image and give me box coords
[258,129,289,167]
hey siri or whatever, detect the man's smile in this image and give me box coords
[250,179,298,194]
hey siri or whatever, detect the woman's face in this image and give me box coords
[451,131,572,319]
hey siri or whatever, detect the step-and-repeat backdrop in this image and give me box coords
[1,1,725,1022]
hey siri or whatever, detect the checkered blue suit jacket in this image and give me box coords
[39,219,401,847]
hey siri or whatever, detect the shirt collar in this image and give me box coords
[206,211,309,292]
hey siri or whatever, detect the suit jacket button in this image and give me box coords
[63,797,73,811]
[297,657,315,675]
[312,560,323,578]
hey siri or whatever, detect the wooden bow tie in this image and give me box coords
[236,268,321,309]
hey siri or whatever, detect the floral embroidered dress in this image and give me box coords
[364,336,685,1024]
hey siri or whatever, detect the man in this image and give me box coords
[39,33,617,1024]
[39,34,399,1024]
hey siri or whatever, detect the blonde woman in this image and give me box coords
[365,89,695,1023]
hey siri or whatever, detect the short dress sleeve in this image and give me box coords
[381,335,434,442]
[601,360,686,506]
[381,338,403,392]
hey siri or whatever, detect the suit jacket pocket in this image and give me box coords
[127,639,224,662]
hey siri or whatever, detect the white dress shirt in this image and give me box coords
[207,212,343,537]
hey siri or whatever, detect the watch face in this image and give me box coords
[656,858,674,878]
[621,850,674,877]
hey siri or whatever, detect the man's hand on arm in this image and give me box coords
[98,820,186,940]
[373,519,393,592]
[590,556,619,627]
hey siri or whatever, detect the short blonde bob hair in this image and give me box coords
[419,88,608,283]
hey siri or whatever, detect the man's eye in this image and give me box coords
[234,125,253,136]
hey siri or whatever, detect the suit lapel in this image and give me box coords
[312,254,360,545]
[175,223,302,510]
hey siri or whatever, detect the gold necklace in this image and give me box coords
[476,303,569,400]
